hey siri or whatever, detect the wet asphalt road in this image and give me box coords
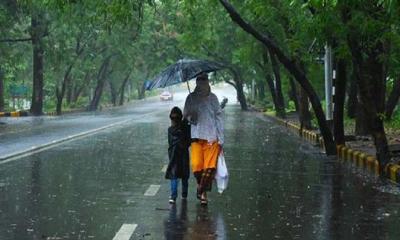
[0,97,163,158]
[1,87,400,240]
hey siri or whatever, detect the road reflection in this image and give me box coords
[164,203,227,239]
[164,201,188,239]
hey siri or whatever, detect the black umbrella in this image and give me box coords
[146,59,224,91]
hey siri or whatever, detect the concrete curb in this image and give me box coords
[0,109,85,117]
[265,112,400,184]
[46,108,87,116]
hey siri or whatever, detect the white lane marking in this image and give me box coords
[161,164,167,173]
[0,111,160,164]
[144,184,160,196]
[112,224,137,240]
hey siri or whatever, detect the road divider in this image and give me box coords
[144,184,160,196]
[112,224,137,240]
[264,112,400,184]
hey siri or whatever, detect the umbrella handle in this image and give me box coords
[186,81,191,93]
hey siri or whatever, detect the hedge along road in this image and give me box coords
[0,87,400,239]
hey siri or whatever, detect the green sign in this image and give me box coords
[9,84,28,97]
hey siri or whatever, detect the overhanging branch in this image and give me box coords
[224,79,237,88]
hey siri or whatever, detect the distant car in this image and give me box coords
[160,91,173,101]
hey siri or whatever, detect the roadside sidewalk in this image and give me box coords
[255,108,400,184]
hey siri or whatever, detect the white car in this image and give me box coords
[160,91,173,101]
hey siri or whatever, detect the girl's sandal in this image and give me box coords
[196,188,202,200]
[200,197,208,206]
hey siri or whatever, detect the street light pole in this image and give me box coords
[324,44,333,121]
[251,79,255,101]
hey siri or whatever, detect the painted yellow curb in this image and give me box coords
[346,148,354,162]
[386,164,400,182]
[10,111,20,117]
[0,111,26,117]
[339,145,347,160]
[335,145,380,176]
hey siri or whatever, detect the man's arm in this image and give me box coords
[213,95,224,145]
[183,94,191,119]
[220,97,228,109]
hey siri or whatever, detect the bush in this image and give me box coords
[287,100,296,112]
[386,109,400,129]
[43,98,56,112]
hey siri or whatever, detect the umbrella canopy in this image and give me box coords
[146,59,224,90]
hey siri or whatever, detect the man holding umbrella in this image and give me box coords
[183,72,224,205]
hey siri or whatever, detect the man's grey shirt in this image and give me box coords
[183,92,224,145]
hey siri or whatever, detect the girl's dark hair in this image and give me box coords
[170,106,183,120]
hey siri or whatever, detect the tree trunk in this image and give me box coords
[270,53,286,118]
[137,81,146,100]
[346,77,357,118]
[225,67,248,110]
[109,80,117,106]
[385,77,400,119]
[254,82,258,100]
[55,64,73,115]
[230,68,248,110]
[355,103,369,135]
[289,77,299,112]
[235,79,247,110]
[219,0,335,155]
[72,84,84,103]
[349,39,389,166]
[333,58,347,145]
[296,59,312,130]
[72,72,90,103]
[259,56,282,115]
[66,82,73,105]
[341,1,390,167]
[265,73,278,109]
[119,71,131,105]
[257,81,265,101]
[30,11,45,116]
[298,87,312,130]
[89,56,112,111]
[0,67,4,112]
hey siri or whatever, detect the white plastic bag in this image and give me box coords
[215,150,228,194]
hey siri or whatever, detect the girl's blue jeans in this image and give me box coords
[170,178,188,199]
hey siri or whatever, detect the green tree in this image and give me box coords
[218,0,336,155]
